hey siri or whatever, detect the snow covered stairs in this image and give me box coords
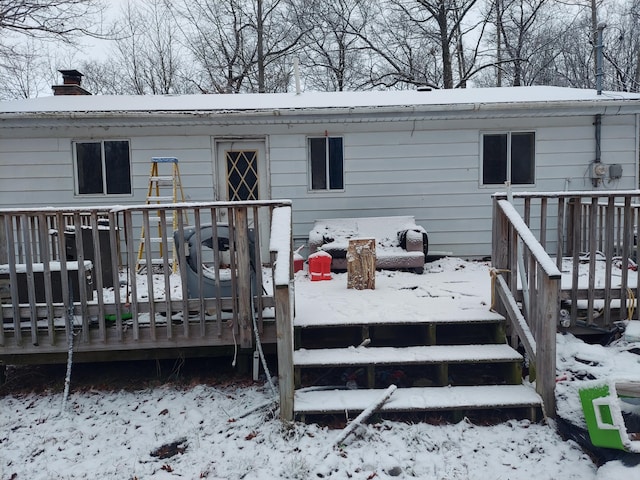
[292,309,543,422]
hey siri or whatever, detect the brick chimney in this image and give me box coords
[52,69,92,96]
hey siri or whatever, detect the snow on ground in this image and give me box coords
[0,383,596,480]
[1,258,639,479]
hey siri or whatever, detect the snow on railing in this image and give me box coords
[269,205,292,287]
[268,204,295,420]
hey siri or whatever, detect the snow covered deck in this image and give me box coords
[293,260,501,328]
[289,258,541,420]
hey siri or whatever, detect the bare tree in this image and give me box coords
[360,0,495,89]
[292,0,371,91]
[0,0,106,40]
[5,0,638,97]
[340,1,445,89]
[0,0,107,98]
[249,0,307,93]
[165,0,253,93]
[549,0,607,89]
[0,41,51,99]
[411,0,482,88]
[493,0,552,86]
[73,0,192,95]
[165,0,304,93]
[76,60,127,95]
[108,0,187,94]
[602,0,640,91]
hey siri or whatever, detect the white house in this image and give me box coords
[1,79,639,257]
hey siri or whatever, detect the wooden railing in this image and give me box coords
[493,191,640,330]
[269,205,294,420]
[492,190,640,417]
[564,194,640,329]
[492,197,561,417]
[0,201,293,369]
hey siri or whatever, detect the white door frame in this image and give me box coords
[214,139,270,251]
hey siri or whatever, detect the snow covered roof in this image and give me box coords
[1,86,639,118]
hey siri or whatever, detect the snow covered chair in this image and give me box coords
[308,215,428,274]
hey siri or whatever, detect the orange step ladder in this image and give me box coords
[136,157,188,272]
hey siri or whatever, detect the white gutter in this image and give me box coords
[1,95,640,118]
[13,98,640,112]
[0,93,639,131]
[2,105,640,130]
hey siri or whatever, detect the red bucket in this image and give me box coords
[308,251,332,281]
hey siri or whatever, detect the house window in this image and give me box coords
[309,137,344,190]
[482,132,535,185]
[74,140,132,195]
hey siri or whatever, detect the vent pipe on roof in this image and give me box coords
[293,57,301,95]
[595,22,606,95]
[52,69,92,96]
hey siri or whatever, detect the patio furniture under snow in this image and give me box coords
[308,215,428,274]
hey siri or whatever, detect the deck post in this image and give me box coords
[491,197,510,321]
[604,197,615,327]
[108,211,124,341]
[275,281,294,421]
[537,273,557,418]
[270,206,295,421]
[234,208,253,349]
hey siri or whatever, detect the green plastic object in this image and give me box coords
[579,380,640,453]
[105,313,133,321]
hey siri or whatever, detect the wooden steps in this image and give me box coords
[294,344,522,368]
[292,308,542,422]
[295,385,542,415]
[294,307,506,328]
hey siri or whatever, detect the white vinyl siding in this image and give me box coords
[1,111,637,258]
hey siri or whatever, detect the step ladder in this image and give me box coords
[136,157,188,273]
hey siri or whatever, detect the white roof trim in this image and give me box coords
[1,86,639,117]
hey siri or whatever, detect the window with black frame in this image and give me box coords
[482,132,535,185]
[74,140,132,195]
[308,136,344,190]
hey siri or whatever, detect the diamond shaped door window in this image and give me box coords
[226,150,259,201]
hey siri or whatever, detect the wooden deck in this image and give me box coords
[290,262,543,422]
[2,191,638,423]
[0,202,293,368]
[292,190,640,422]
